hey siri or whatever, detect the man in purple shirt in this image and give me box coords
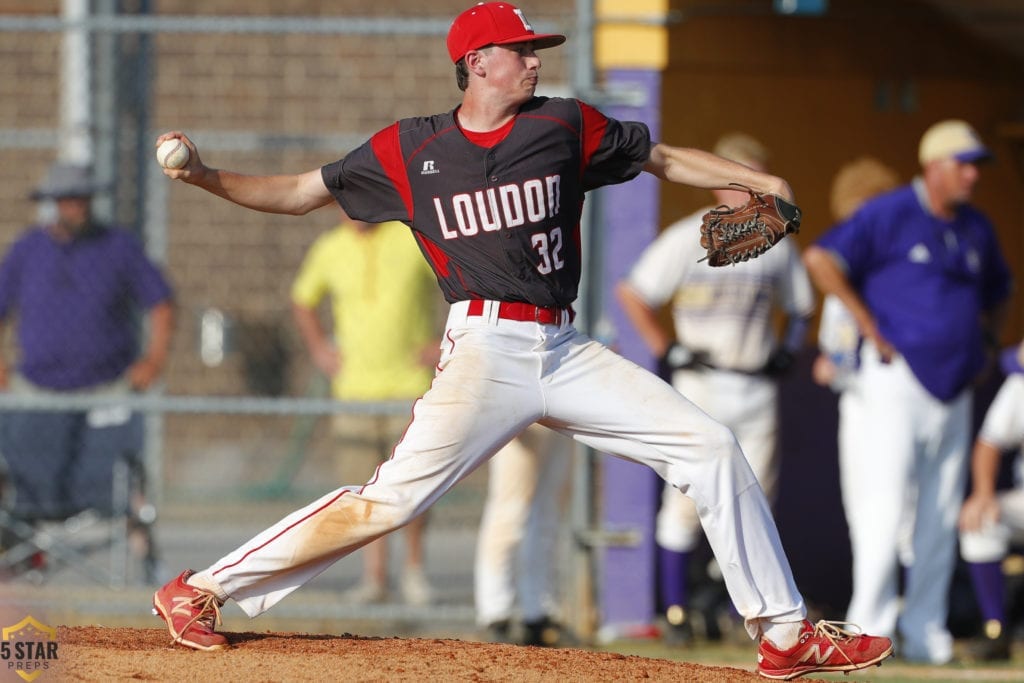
[804,120,1013,664]
[0,162,174,541]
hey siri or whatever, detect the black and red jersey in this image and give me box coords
[321,96,650,307]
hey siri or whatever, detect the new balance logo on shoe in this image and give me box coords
[797,643,835,665]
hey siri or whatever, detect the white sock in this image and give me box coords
[762,620,804,650]
[186,570,229,603]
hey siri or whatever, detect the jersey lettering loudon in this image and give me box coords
[322,97,651,308]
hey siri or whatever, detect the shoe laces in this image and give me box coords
[808,620,864,663]
[175,589,223,636]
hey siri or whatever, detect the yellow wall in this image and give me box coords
[595,0,670,69]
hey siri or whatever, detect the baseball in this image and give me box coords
[156,138,190,169]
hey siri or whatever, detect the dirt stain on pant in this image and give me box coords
[285,491,399,568]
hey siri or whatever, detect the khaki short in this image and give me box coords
[331,412,413,485]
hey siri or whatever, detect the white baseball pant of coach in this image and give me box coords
[818,296,917,570]
[197,300,806,638]
[840,341,970,662]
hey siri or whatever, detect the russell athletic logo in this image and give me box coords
[421,160,440,175]
[1,616,58,682]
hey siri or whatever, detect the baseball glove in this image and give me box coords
[699,184,802,267]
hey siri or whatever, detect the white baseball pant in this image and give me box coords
[656,370,778,552]
[840,342,970,664]
[196,300,806,639]
[474,423,572,626]
[838,377,917,568]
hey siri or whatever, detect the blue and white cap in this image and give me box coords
[918,119,992,165]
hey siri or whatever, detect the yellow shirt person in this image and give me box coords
[291,219,437,401]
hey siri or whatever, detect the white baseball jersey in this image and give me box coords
[979,374,1024,451]
[626,207,814,552]
[626,207,815,372]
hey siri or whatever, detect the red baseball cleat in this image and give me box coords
[152,569,229,651]
[757,620,893,680]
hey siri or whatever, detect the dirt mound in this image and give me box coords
[55,625,766,682]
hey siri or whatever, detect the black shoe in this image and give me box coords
[523,616,562,647]
[662,605,693,646]
[484,619,512,644]
[663,621,693,646]
[963,622,1011,662]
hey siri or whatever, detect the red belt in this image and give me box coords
[467,299,573,325]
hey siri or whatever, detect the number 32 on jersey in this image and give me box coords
[532,227,565,274]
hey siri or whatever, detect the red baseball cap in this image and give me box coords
[447,2,566,63]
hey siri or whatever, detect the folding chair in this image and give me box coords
[0,405,159,588]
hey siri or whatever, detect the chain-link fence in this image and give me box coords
[0,0,598,631]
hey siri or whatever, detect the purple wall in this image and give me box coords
[596,69,662,632]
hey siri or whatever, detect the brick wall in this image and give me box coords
[0,1,574,403]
